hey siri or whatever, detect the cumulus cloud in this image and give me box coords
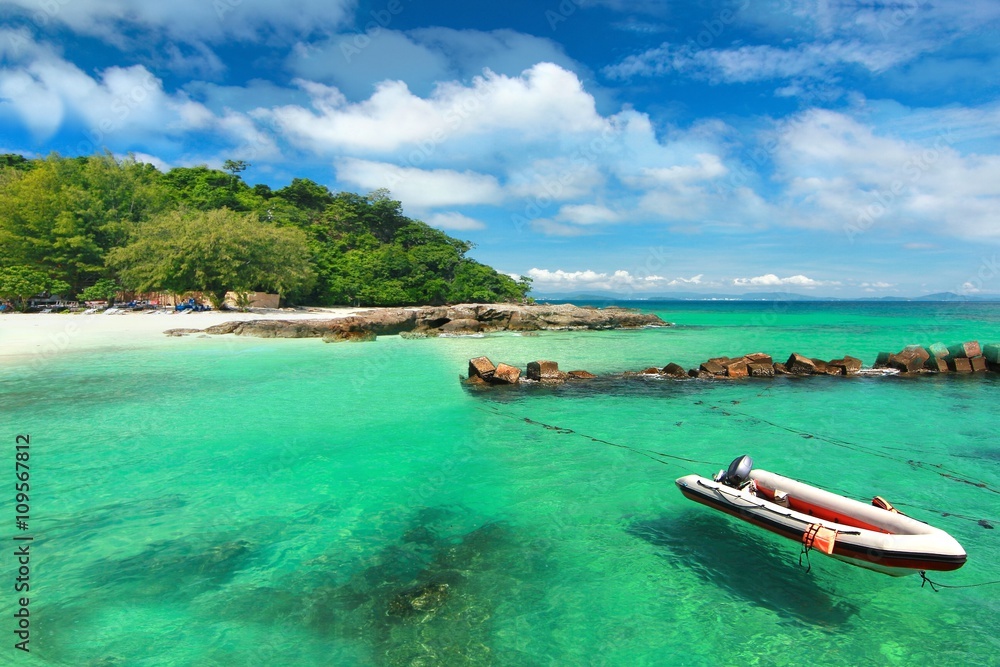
[732,274,835,288]
[0,31,269,155]
[424,212,486,231]
[335,158,504,208]
[667,274,703,286]
[526,268,666,291]
[263,63,606,154]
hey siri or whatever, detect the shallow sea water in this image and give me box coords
[3,302,999,666]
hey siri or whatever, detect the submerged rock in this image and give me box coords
[386,582,450,617]
[322,330,376,343]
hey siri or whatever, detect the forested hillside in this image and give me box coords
[0,153,531,308]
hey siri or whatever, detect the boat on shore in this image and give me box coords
[675,456,967,576]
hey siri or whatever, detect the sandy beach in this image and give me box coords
[0,307,367,362]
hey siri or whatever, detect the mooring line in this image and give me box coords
[478,405,713,471]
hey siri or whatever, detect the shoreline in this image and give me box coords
[0,302,666,361]
[0,307,367,362]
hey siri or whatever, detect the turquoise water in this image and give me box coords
[2,302,999,666]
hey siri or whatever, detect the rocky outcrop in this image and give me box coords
[323,330,376,343]
[164,328,203,337]
[196,303,669,341]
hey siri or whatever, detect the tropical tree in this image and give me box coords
[0,153,169,292]
[0,265,70,311]
[78,278,121,304]
[108,208,315,308]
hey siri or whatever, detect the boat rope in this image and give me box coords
[918,571,1000,592]
[477,405,715,471]
[700,399,1000,497]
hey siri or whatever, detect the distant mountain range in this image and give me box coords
[533,291,1000,302]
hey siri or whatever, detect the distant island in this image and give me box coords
[0,153,531,311]
[534,291,1000,302]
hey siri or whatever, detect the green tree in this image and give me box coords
[108,208,315,309]
[0,153,169,292]
[78,278,120,304]
[0,265,70,311]
[222,159,249,190]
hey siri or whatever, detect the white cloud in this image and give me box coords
[263,63,606,154]
[773,107,1000,240]
[335,158,504,208]
[604,41,910,84]
[3,0,354,44]
[528,218,595,237]
[860,281,894,289]
[0,32,275,159]
[288,28,583,100]
[556,204,622,225]
[526,267,667,291]
[667,274,703,286]
[961,281,980,293]
[732,274,836,288]
[424,212,486,231]
[507,158,605,203]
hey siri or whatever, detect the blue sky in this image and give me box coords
[2,0,999,297]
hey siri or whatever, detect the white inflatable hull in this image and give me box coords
[676,469,967,576]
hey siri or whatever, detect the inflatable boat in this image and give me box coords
[675,456,967,576]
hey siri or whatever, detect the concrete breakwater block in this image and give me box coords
[527,360,567,381]
[492,363,521,384]
[468,356,496,381]
[983,343,1000,364]
[948,341,982,359]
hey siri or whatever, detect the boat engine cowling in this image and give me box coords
[721,455,753,489]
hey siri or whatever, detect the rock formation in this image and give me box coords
[197,303,669,341]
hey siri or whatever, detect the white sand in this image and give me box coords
[0,308,368,363]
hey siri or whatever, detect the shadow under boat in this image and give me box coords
[627,511,864,629]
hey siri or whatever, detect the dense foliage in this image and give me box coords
[0,265,70,311]
[0,153,531,307]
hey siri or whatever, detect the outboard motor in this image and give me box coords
[720,454,753,489]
